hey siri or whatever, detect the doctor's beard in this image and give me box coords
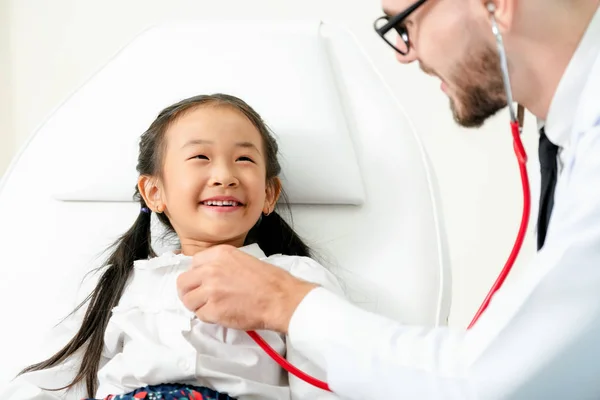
[448,43,508,128]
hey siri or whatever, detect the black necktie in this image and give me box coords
[537,127,559,250]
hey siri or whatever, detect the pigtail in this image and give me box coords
[246,192,311,258]
[19,201,154,397]
[253,211,310,257]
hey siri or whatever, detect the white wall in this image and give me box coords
[0,0,13,175]
[3,0,539,328]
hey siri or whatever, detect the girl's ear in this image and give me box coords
[263,177,282,215]
[138,175,165,213]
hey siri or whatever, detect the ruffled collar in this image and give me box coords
[133,243,267,270]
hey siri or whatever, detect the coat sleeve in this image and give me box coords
[285,256,345,400]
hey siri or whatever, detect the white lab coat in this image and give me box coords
[2,244,342,400]
[287,7,600,400]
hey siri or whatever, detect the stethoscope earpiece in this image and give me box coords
[487,1,517,123]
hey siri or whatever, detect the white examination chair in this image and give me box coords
[0,20,451,386]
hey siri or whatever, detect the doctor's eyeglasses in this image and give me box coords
[373,0,429,55]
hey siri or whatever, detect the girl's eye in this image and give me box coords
[237,156,254,163]
[194,155,209,160]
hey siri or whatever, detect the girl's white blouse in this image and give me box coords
[2,244,343,400]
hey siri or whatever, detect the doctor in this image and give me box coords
[177,0,600,398]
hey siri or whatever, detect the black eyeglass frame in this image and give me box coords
[373,0,429,55]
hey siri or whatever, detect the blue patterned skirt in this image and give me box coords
[86,383,237,400]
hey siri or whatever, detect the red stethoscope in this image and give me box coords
[247,3,531,392]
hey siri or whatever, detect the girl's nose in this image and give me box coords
[209,165,239,188]
[210,176,239,187]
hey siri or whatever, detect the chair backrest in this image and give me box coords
[0,20,451,385]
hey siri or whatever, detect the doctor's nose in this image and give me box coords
[396,51,417,64]
[395,34,418,64]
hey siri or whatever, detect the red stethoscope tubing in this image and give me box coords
[247,330,331,391]
[246,120,529,392]
[467,120,530,329]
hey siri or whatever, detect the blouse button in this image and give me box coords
[178,358,192,372]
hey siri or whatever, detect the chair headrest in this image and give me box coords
[51,21,364,205]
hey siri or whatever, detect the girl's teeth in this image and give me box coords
[204,200,239,206]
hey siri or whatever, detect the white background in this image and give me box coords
[0,0,540,328]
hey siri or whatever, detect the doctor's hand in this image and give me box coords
[177,245,318,333]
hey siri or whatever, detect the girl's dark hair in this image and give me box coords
[19,94,311,397]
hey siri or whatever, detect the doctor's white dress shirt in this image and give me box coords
[288,6,600,400]
[2,244,342,400]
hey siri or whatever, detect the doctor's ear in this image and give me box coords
[138,175,166,213]
[482,0,516,32]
